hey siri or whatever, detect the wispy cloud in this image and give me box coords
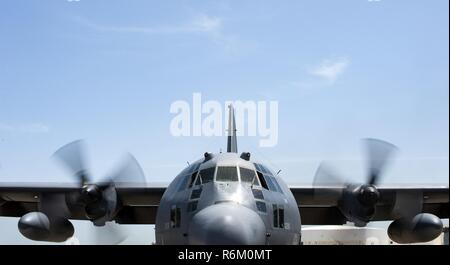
[308,57,350,84]
[0,123,50,134]
[71,14,241,53]
[191,14,222,32]
[73,14,222,35]
[288,57,350,91]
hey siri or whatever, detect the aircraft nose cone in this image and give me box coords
[188,203,266,245]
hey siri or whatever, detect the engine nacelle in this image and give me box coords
[388,213,443,244]
[18,212,74,242]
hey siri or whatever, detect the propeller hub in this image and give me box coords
[81,184,102,204]
[53,140,146,228]
[357,185,380,206]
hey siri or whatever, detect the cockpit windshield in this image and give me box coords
[176,162,201,192]
[216,166,238,182]
[239,167,259,186]
[197,167,215,185]
[254,163,283,193]
[179,164,272,188]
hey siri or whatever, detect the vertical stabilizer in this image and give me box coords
[227,104,238,153]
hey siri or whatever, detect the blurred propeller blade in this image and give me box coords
[53,140,90,185]
[312,138,400,226]
[108,153,147,187]
[313,162,346,201]
[49,140,144,243]
[92,153,147,225]
[363,138,397,185]
[91,222,128,245]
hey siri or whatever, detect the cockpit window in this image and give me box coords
[197,167,215,184]
[260,164,270,174]
[239,167,257,183]
[263,176,283,193]
[176,163,202,191]
[180,162,199,176]
[254,163,283,193]
[188,171,198,188]
[264,175,278,191]
[194,175,201,186]
[216,166,238,182]
[256,172,269,190]
[254,163,262,172]
[252,177,261,186]
[254,163,270,174]
[270,176,283,193]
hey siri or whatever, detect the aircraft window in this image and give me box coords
[170,206,181,228]
[180,163,201,177]
[198,167,215,184]
[239,167,257,183]
[264,174,278,192]
[273,204,279,228]
[255,163,270,174]
[258,164,270,174]
[270,176,284,194]
[216,166,238,182]
[176,207,181,227]
[252,176,261,186]
[272,204,285,228]
[195,175,201,186]
[187,201,198,212]
[257,172,269,190]
[256,201,267,213]
[252,189,264,200]
[279,208,285,228]
[190,188,203,199]
[188,171,199,188]
[254,163,262,172]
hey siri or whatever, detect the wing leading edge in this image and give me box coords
[0,183,166,224]
[1,183,448,225]
[291,186,449,225]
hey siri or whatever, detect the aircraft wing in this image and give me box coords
[291,185,449,225]
[1,183,448,226]
[0,183,166,224]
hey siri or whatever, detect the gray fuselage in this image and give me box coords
[155,152,302,245]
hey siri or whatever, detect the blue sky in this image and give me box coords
[0,0,448,245]
[0,0,448,186]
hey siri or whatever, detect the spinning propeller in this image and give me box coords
[313,138,398,226]
[39,140,146,244]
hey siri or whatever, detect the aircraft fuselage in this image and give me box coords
[155,152,302,245]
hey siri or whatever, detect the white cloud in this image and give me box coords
[71,14,243,54]
[0,123,50,134]
[190,14,222,32]
[73,14,222,35]
[309,57,350,83]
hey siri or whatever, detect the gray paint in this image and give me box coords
[155,152,302,245]
[226,104,238,153]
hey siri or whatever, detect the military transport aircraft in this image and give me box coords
[0,106,448,244]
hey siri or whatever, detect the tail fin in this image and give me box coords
[227,104,238,153]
